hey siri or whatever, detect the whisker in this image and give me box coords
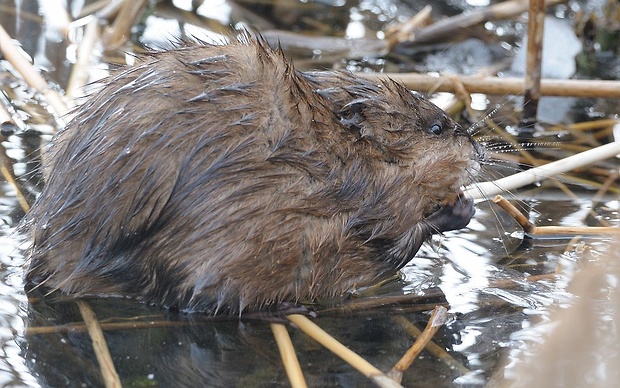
[467,95,518,138]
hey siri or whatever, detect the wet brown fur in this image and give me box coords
[22,36,481,313]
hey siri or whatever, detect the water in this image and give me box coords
[0,0,619,386]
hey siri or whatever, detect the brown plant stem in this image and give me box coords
[405,0,565,45]
[522,0,546,125]
[492,195,620,235]
[287,314,403,388]
[271,323,308,388]
[0,23,70,118]
[388,306,448,383]
[76,300,122,388]
[358,73,620,98]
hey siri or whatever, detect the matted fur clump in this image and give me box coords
[22,36,481,314]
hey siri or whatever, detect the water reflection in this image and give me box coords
[25,301,289,387]
[0,226,37,387]
[4,189,607,386]
[503,241,620,387]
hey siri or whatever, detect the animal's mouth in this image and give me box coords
[468,160,481,178]
[424,188,467,219]
[457,159,480,188]
[440,189,464,207]
[446,160,479,197]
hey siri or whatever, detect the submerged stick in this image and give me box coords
[76,300,121,388]
[388,306,448,383]
[492,195,620,235]
[271,323,308,388]
[287,314,403,388]
[391,315,470,375]
[464,141,620,200]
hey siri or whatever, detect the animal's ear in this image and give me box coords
[338,97,393,141]
[338,98,368,135]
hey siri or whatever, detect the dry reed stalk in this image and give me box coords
[464,141,620,199]
[0,24,70,118]
[493,195,620,235]
[77,0,121,19]
[406,0,566,45]
[549,119,619,132]
[522,0,546,124]
[287,314,403,388]
[0,4,42,23]
[271,323,308,388]
[391,315,471,375]
[0,99,10,124]
[385,5,432,51]
[591,169,619,206]
[0,100,28,210]
[101,0,148,49]
[0,165,29,212]
[66,18,101,101]
[359,73,620,98]
[388,306,448,383]
[76,300,122,388]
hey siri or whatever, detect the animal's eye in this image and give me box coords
[429,121,443,135]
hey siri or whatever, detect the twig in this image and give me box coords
[66,17,101,101]
[388,306,448,383]
[76,300,122,388]
[549,118,619,132]
[0,4,42,23]
[77,0,118,19]
[0,23,70,118]
[385,5,432,51]
[287,314,403,388]
[492,195,620,235]
[0,89,29,132]
[318,288,447,314]
[591,169,619,208]
[0,94,27,210]
[0,98,10,125]
[475,109,589,202]
[0,165,29,212]
[463,141,620,199]
[358,72,620,98]
[26,316,208,335]
[39,1,72,37]
[405,0,565,45]
[262,30,388,58]
[102,0,148,49]
[484,151,620,195]
[271,323,307,388]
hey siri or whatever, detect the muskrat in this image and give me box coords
[22,36,482,314]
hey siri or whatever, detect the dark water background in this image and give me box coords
[0,0,619,386]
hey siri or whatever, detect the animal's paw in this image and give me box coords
[426,194,475,233]
[242,302,316,323]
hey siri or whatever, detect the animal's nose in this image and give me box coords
[472,140,486,161]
